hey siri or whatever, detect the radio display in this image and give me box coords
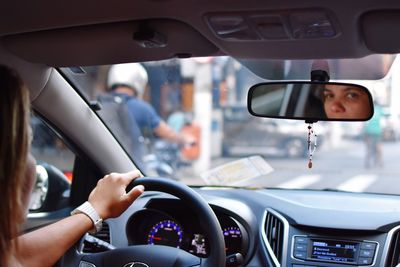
[310,239,359,263]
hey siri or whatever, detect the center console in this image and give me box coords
[292,236,378,266]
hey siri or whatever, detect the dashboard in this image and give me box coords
[102,188,400,267]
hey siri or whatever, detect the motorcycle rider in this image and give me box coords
[106,63,194,153]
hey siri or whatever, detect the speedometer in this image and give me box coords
[147,220,183,248]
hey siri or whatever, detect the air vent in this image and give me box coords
[386,230,400,267]
[265,212,284,262]
[82,222,111,253]
[263,209,287,266]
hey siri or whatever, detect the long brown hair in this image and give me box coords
[0,65,30,267]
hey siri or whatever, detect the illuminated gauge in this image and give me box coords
[147,220,183,248]
[223,226,242,255]
[189,234,208,256]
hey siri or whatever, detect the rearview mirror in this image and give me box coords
[247,82,374,121]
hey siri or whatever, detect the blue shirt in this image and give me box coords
[118,93,161,134]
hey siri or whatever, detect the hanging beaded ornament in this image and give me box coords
[307,123,317,168]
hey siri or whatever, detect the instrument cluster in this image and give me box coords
[126,198,248,258]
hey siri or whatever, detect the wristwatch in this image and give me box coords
[71,201,103,234]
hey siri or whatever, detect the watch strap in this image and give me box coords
[71,201,103,234]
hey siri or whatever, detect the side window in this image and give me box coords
[29,115,75,212]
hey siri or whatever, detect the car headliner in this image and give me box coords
[1,0,400,68]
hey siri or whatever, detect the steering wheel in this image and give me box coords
[69,177,226,267]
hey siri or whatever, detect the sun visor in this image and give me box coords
[362,11,400,53]
[2,19,220,67]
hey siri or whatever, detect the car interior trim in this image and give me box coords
[0,45,52,101]
[260,208,289,267]
[31,68,137,174]
[379,224,400,267]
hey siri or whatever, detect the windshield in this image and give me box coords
[60,56,400,194]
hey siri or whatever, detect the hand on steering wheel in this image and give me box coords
[68,177,226,267]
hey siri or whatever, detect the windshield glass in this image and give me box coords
[60,56,400,194]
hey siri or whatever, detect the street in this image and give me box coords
[180,139,400,195]
[32,136,400,195]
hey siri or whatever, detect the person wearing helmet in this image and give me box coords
[107,63,194,147]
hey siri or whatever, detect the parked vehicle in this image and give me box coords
[222,106,314,158]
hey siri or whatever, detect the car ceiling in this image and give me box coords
[1,0,400,68]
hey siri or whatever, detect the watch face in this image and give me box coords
[95,220,103,229]
[91,219,103,234]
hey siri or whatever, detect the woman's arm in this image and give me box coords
[16,170,144,267]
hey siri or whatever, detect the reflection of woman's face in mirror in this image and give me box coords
[323,84,371,119]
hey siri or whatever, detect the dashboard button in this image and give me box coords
[358,257,373,265]
[294,244,307,251]
[294,237,308,244]
[294,251,306,259]
[361,242,377,250]
[360,249,374,257]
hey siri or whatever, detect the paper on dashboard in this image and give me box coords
[200,156,274,186]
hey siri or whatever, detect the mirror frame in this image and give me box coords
[247,81,375,122]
